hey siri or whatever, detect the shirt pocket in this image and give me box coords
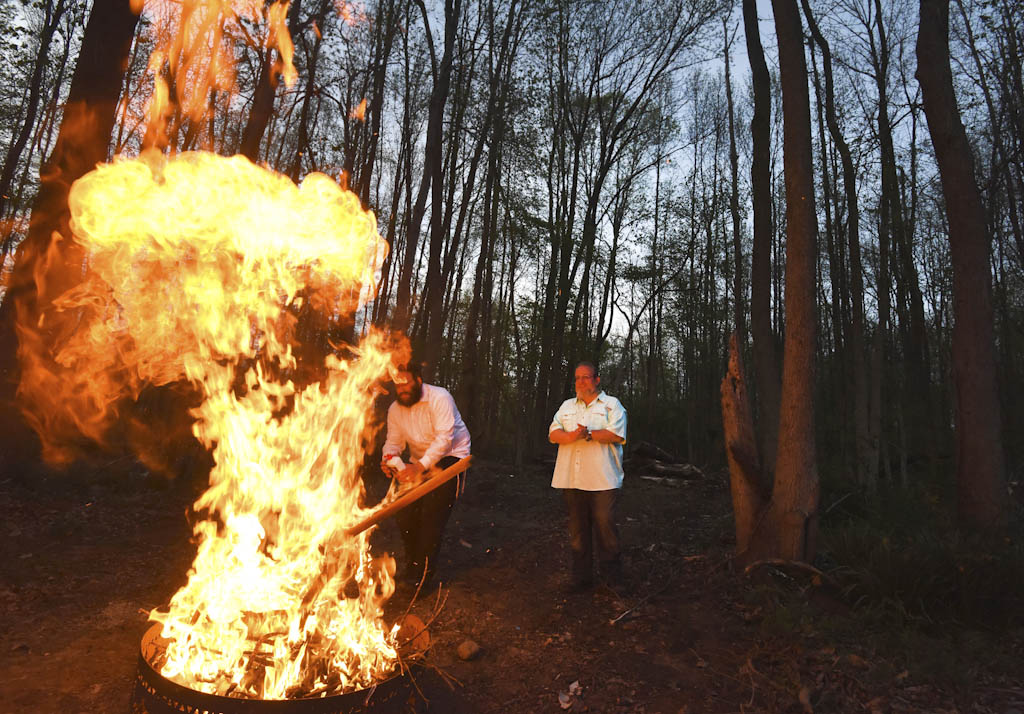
[559,408,579,431]
[583,406,608,431]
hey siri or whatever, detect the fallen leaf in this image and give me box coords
[798,686,813,713]
[845,653,870,668]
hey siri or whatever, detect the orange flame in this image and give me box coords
[60,150,400,697]
[17,0,407,698]
[350,98,367,121]
[140,0,297,150]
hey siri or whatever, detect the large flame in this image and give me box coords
[16,0,411,698]
[61,150,401,698]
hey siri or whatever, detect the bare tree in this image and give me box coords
[0,0,140,467]
[916,0,1007,530]
[726,0,819,563]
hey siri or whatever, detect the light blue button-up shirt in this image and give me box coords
[548,391,627,490]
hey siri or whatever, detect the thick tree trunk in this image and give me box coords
[762,0,819,563]
[238,48,278,162]
[916,0,1007,530]
[0,0,139,468]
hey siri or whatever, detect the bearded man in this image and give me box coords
[381,362,471,586]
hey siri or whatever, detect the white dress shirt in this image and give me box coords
[383,383,471,469]
[549,391,627,491]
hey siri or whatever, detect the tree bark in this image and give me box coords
[742,0,780,479]
[722,334,767,555]
[763,0,819,562]
[0,0,140,467]
[916,0,1007,530]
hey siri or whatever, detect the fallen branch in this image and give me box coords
[743,558,841,591]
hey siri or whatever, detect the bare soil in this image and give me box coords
[1,456,1020,713]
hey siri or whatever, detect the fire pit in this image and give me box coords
[130,622,424,714]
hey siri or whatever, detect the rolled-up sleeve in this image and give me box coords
[382,405,404,459]
[605,399,627,441]
[548,412,562,434]
[419,395,456,469]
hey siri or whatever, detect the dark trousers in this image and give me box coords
[563,488,621,585]
[394,455,460,583]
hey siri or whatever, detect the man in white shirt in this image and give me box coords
[381,361,471,586]
[549,361,627,593]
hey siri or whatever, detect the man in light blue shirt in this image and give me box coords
[549,361,627,593]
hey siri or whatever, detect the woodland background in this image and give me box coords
[0,0,1021,619]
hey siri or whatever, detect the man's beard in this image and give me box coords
[397,382,423,406]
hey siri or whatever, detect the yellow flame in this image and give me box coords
[18,0,406,697]
[139,0,297,150]
[59,150,400,698]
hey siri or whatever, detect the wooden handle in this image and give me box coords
[344,456,473,536]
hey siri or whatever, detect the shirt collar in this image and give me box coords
[576,390,606,406]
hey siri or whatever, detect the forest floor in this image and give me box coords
[1,453,1022,714]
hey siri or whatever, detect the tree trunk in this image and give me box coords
[393,0,461,338]
[800,0,872,490]
[0,0,140,468]
[0,0,69,221]
[742,0,780,480]
[722,334,767,554]
[239,48,278,162]
[724,19,745,350]
[761,0,819,563]
[916,0,1007,530]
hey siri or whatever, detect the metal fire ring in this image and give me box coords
[130,624,411,714]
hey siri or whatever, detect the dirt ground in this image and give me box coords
[1,454,1020,713]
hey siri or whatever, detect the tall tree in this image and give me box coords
[0,0,140,466]
[392,0,462,339]
[916,0,1007,530]
[0,0,72,221]
[799,0,874,489]
[742,0,780,478]
[725,0,819,563]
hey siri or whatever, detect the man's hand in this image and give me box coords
[395,461,426,484]
[550,425,589,444]
[381,455,403,478]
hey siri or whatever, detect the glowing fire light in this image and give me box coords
[66,150,401,698]
[16,0,414,700]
